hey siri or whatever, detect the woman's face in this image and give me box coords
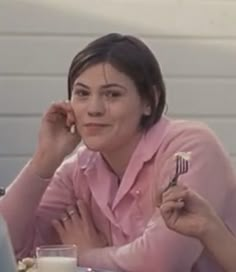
[70,62,149,153]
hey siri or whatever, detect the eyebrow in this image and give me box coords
[73,82,89,89]
[101,83,127,90]
[73,82,127,91]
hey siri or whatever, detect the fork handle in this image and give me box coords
[164,176,178,192]
[169,175,178,187]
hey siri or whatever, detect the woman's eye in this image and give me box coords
[105,90,121,98]
[73,89,89,97]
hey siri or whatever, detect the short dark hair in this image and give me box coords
[68,33,166,130]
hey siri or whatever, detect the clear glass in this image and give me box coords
[36,244,77,272]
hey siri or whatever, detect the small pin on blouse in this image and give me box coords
[135,189,141,196]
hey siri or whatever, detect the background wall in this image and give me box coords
[0,0,236,187]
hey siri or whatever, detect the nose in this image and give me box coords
[87,95,105,117]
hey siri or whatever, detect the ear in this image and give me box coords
[142,86,160,116]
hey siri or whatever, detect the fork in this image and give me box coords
[166,154,189,189]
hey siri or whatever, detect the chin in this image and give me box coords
[83,140,108,152]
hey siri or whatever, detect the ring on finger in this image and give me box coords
[67,208,76,217]
[61,216,69,222]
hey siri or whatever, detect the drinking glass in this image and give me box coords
[36,244,77,272]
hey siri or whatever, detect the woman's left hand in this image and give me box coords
[159,185,219,239]
[52,200,107,254]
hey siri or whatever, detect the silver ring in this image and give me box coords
[62,216,69,222]
[68,209,76,217]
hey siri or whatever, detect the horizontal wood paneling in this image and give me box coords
[0,117,40,155]
[0,37,236,77]
[166,78,236,116]
[0,1,236,37]
[0,77,66,114]
[0,157,29,187]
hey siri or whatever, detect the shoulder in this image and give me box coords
[147,117,221,153]
[166,119,215,139]
[153,118,231,172]
[163,118,224,149]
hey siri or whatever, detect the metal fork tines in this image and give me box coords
[169,154,189,187]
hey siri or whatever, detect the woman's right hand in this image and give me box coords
[31,101,81,178]
[159,185,221,240]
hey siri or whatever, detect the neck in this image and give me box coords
[102,132,143,179]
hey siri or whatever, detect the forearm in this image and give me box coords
[201,218,236,272]
[30,149,63,178]
[0,161,50,252]
[79,214,202,272]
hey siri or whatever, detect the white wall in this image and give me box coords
[0,0,236,187]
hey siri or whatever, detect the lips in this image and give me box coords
[82,123,110,135]
[84,123,109,127]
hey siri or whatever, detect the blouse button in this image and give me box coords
[135,189,141,196]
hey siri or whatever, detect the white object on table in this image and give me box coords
[37,256,77,272]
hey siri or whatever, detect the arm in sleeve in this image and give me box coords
[0,155,79,258]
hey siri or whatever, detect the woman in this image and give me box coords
[160,185,236,272]
[1,33,236,272]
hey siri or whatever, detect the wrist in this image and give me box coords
[30,150,63,178]
[199,215,226,246]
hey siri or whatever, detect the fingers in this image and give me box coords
[161,185,188,203]
[160,201,183,229]
[52,219,65,238]
[160,200,185,216]
[67,206,77,218]
[63,100,76,129]
[77,200,90,222]
[67,206,81,225]
[77,200,94,229]
[56,204,80,222]
[156,184,188,208]
[52,206,78,234]
[48,100,76,130]
[162,190,187,204]
[52,201,91,237]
